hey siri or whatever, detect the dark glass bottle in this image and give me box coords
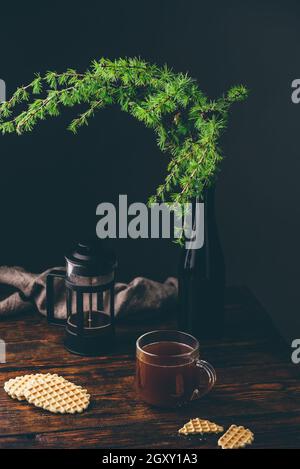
[178,188,225,339]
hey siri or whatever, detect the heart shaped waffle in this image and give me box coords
[218,424,254,449]
[179,418,224,435]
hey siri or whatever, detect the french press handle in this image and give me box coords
[46,269,66,326]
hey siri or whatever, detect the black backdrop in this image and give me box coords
[0,0,299,341]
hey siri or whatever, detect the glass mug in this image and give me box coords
[136,330,216,408]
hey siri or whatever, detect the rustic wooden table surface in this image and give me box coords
[0,286,298,449]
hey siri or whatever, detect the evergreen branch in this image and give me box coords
[0,57,248,205]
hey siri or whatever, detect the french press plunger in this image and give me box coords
[46,241,117,356]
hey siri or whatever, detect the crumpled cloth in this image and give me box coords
[0,266,178,321]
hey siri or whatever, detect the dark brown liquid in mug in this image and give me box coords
[136,341,200,408]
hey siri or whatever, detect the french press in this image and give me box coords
[46,241,117,356]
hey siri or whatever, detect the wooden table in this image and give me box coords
[0,287,299,449]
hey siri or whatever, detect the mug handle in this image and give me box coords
[191,359,217,401]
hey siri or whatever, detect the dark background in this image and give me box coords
[0,0,299,341]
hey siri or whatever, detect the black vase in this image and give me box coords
[178,188,225,339]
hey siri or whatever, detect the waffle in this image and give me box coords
[24,375,90,414]
[4,373,57,401]
[179,418,224,435]
[218,424,254,449]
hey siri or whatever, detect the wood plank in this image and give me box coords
[0,338,287,373]
[0,411,300,449]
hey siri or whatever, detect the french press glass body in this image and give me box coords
[46,241,117,356]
